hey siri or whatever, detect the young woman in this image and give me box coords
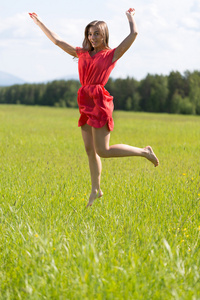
[29,8,159,207]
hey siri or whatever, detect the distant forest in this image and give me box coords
[0,70,200,115]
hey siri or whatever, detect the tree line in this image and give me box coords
[0,70,200,115]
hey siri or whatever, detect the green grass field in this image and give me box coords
[0,105,200,299]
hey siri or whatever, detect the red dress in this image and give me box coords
[76,47,117,131]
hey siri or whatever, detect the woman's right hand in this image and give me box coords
[28,12,41,25]
[28,12,77,57]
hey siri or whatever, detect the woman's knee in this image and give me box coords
[95,146,109,158]
[92,125,110,158]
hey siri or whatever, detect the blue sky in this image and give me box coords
[0,0,200,82]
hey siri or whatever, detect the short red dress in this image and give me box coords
[76,47,117,131]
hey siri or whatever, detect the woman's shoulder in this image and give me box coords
[102,48,117,64]
[76,47,88,57]
[103,47,115,53]
[103,47,116,56]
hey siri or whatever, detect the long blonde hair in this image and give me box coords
[82,20,110,51]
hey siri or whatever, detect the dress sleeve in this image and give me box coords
[107,48,118,66]
[76,47,86,58]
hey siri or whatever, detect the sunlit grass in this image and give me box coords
[0,105,200,299]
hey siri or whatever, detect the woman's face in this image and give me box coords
[88,25,104,49]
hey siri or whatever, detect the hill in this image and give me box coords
[0,71,26,86]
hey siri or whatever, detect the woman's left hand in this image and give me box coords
[126,8,135,21]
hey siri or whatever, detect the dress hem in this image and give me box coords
[78,118,114,131]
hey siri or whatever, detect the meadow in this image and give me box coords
[0,105,199,299]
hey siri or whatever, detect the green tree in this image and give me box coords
[139,74,168,112]
[187,71,200,114]
[167,71,187,112]
[106,77,139,111]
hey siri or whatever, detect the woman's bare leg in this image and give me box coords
[81,124,103,207]
[92,125,159,166]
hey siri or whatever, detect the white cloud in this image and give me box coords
[182,13,200,30]
[0,12,39,38]
[56,18,88,46]
[0,0,200,82]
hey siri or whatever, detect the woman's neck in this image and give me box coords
[92,45,106,54]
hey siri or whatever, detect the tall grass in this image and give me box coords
[0,105,199,299]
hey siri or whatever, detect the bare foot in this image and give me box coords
[86,189,103,208]
[144,146,159,167]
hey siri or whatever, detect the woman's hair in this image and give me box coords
[82,20,110,51]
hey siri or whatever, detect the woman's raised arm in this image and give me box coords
[112,8,138,63]
[29,13,78,57]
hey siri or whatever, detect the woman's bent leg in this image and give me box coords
[93,125,159,166]
[81,124,103,207]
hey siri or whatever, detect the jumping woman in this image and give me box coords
[29,8,159,208]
